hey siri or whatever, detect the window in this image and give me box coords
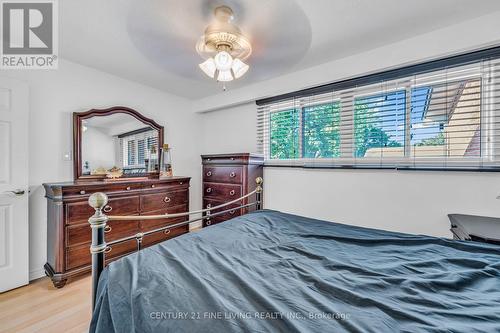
[303,103,341,158]
[270,109,299,159]
[119,128,158,171]
[257,47,500,170]
[410,79,482,159]
[267,101,341,160]
[354,90,405,158]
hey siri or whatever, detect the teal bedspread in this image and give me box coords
[90,210,500,332]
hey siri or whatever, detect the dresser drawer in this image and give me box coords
[202,155,247,165]
[203,199,241,227]
[205,211,241,226]
[141,190,188,212]
[142,180,189,191]
[203,198,241,217]
[66,195,140,225]
[203,183,241,200]
[63,183,142,196]
[66,218,139,247]
[142,225,189,247]
[203,166,243,184]
[140,205,188,232]
[66,238,136,270]
[204,215,232,227]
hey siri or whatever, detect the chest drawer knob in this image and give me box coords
[230,157,235,160]
[206,171,212,177]
[179,182,183,185]
[79,190,86,195]
[206,187,212,193]
[164,229,171,235]
[126,186,131,191]
[164,196,171,203]
[104,246,112,254]
[206,203,212,209]
[229,210,235,215]
[103,205,112,213]
[229,172,236,178]
[206,220,212,226]
[151,184,155,188]
[229,190,235,196]
[104,225,112,233]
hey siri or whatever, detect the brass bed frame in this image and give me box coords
[87,177,263,310]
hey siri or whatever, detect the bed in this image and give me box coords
[89,210,500,333]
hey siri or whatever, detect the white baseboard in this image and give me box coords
[29,268,46,281]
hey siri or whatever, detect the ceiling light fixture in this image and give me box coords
[196,6,251,90]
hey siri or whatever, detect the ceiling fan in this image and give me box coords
[196,5,251,89]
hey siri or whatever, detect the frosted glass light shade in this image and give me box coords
[214,51,233,71]
[217,69,233,82]
[231,58,249,79]
[199,58,217,78]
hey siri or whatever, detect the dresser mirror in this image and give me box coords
[73,106,164,180]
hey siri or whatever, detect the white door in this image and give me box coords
[0,77,29,292]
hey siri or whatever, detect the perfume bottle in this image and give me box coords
[160,144,173,178]
[147,144,158,173]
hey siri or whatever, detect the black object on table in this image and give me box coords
[448,214,500,245]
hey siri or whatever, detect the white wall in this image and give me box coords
[81,126,116,171]
[200,103,257,154]
[1,60,202,280]
[264,168,500,237]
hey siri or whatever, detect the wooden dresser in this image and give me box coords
[201,153,263,227]
[43,177,190,288]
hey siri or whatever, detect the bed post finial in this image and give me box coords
[88,192,109,311]
[255,177,263,210]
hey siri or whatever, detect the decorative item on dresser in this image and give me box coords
[43,106,191,288]
[201,153,263,227]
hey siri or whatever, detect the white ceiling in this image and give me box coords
[60,0,500,99]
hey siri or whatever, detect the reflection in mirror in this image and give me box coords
[81,113,159,177]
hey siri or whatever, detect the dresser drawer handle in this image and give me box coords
[206,204,212,209]
[206,171,212,177]
[229,210,235,215]
[206,220,212,226]
[229,190,235,196]
[164,229,171,235]
[229,172,236,178]
[164,196,171,203]
[104,225,112,233]
[103,205,112,213]
[104,246,112,254]
[206,188,212,193]
[126,186,131,191]
[151,184,155,188]
[79,190,86,195]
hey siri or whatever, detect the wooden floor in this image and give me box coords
[0,276,92,333]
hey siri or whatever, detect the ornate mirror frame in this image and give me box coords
[73,106,164,181]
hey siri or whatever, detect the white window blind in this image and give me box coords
[119,129,158,171]
[257,51,500,171]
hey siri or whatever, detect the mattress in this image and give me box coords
[90,210,500,332]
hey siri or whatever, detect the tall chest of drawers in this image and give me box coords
[43,177,190,288]
[201,153,263,227]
